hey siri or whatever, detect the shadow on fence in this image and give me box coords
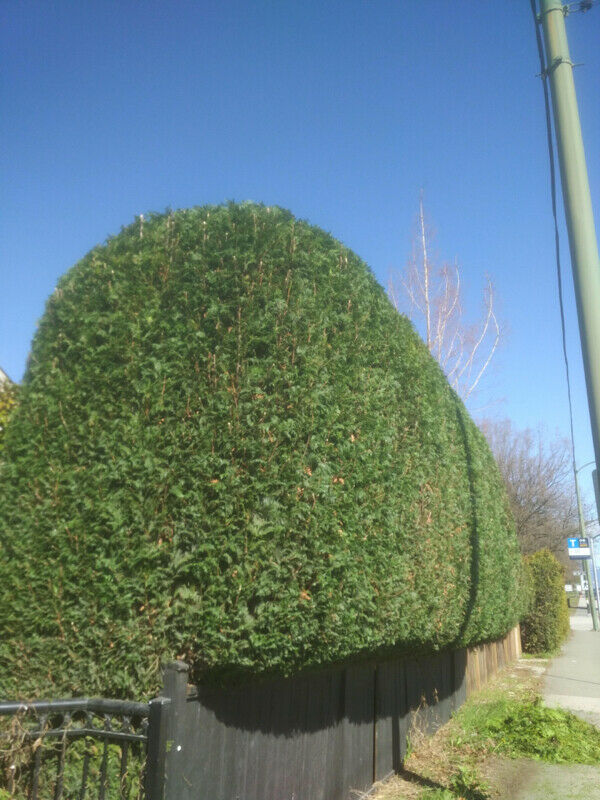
[0,626,520,800]
[160,626,520,800]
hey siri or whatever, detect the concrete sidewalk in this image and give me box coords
[543,608,600,728]
[482,611,600,799]
[486,757,600,800]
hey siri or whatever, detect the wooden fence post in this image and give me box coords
[161,661,189,800]
[145,697,171,800]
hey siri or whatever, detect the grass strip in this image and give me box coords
[375,660,600,800]
[455,694,600,765]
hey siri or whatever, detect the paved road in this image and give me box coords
[543,608,600,727]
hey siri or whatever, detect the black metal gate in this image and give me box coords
[0,696,169,800]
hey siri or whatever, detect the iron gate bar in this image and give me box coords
[78,746,90,800]
[0,698,150,744]
[54,730,67,800]
[0,696,155,800]
[3,727,148,744]
[0,698,150,717]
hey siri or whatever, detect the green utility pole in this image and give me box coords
[575,471,599,629]
[538,1,600,475]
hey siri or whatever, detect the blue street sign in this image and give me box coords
[567,537,591,559]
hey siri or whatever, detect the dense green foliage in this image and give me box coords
[0,380,18,456]
[460,694,600,765]
[0,204,522,698]
[521,550,570,654]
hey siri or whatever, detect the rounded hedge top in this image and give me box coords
[0,203,522,697]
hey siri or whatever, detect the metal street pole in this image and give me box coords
[593,469,600,524]
[591,470,600,614]
[539,1,600,474]
[575,472,599,629]
[590,535,600,618]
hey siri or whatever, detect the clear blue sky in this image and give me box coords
[1,1,599,499]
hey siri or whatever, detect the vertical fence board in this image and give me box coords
[470,647,481,694]
[490,643,496,676]
[375,658,408,779]
[479,647,487,687]
[146,697,171,800]
[175,689,219,799]
[167,669,348,800]
[311,670,345,800]
[405,653,452,737]
[436,652,454,730]
[465,649,474,695]
[341,664,375,798]
[452,648,467,712]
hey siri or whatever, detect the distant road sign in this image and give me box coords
[567,537,591,559]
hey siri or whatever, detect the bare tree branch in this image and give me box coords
[480,419,584,578]
[389,199,502,402]
[418,192,431,349]
[462,278,500,399]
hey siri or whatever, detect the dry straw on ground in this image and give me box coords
[372,659,544,800]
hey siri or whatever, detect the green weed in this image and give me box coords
[420,766,490,799]
[521,652,555,660]
[419,789,455,799]
[457,694,600,764]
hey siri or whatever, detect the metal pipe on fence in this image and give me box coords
[0,697,150,718]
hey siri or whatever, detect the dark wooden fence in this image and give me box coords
[0,627,520,800]
[159,626,520,800]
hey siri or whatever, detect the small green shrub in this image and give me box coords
[521,549,570,654]
[518,554,535,620]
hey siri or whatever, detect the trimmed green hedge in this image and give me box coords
[521,550,570,654]
[0,204,522,698]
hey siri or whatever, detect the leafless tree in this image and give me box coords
[480,418,582,576]
[389,195,501,401]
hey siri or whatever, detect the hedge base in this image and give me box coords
[159,627,521,800]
